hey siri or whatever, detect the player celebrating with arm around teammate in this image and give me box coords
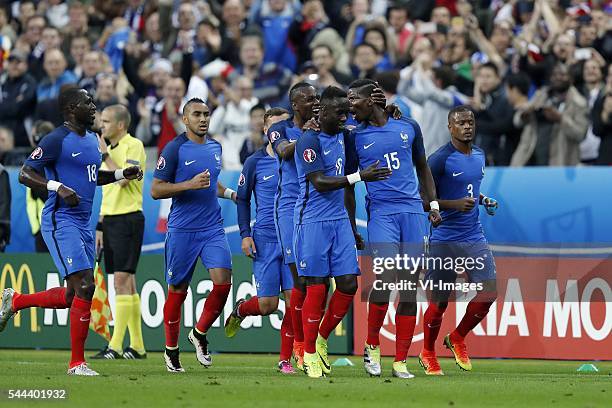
[0,87,143,376]
[345,78,442,379]
[151,98,236,373]
[419,106,498,376]
[265,82,320,370]
[295,86,392,378]
[226,108,297,374]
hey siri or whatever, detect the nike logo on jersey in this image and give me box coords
[323,149,332,155]
[363,142,375,149]
[71,152,82,157]
[263,175,274,181]
[452,172,464,177]
[185,160,196,166]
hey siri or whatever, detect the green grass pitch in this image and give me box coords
[0,350,609,407]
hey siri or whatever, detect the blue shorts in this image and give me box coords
[425,239,496,284]
[368,212,428,256]
[164,228,232,285]
[253,233,293,297]
[42,226,95,279]
[294,219,360,278]
[274,214,295,265]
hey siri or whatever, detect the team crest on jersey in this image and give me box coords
[303,148,316,163]
[156,156,166,170]
[30,147,43,160]
[238,173,246,186]
[400,132,409,142]
[269,131,280,143]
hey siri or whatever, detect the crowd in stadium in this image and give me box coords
[0,0,611,170]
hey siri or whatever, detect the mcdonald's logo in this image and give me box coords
[0,263,39,332]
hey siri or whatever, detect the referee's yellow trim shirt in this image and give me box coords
[101,133,146,216]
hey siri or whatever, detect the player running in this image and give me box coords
[0,87,143,376]
[151,98,237,373]
[419,105,498,375]
[295,86,391,378]
[265,82,319,370]
[226,107,297,374]
[345,79,442,379]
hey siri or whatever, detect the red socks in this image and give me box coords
[12,287,70,311]
[395,315,416,362]
[302,284,326,354]
[195,283,231,334]
[366,302,388,346]
[238,296,261,317]
[69,296,91,368]
[290,288,305,342]
[279,304,294,361]
[423,302,446,352]
[452,298,494,340]
[319,289,354,339]
[163,290,187,348]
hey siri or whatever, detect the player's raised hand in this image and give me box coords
[241,237,257,259]
[385,104,403,120]
[354,232,366,250]
[302,117,320,132]
[456,197,477,212]
[123,166,144,181]
[360,160,392,182]
[189,170,210,190]
[57,184,80,207]
[429,209,442,227]
[370,85,387,107]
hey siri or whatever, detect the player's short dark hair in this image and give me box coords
[349,78,377,97]
[183,97,206,114]
[506,72,530,96]
[320,86,347,105]
[289,81,315,103]
[250,103,266,115]
[58,85,84,116]
[478,62,499,76]
[448,105,474,122]
[105,104,131,129]
[264,107,290,124]
[374,71,400,94]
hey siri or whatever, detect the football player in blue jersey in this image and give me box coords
[345,79,442,379]
[420,105,498,375]
[151,98,237,373]
[295,86,392,378]
[0,87,142,376]
[265,81,320,370]
[226,107,299,374]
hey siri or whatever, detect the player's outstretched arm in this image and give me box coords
[19,165,80,207]
[97,166,143,186]
[344,185,365,250]
[308,161,392,193]
[217,181,237,202]
[150,171,210,199]
[414,154,442,226]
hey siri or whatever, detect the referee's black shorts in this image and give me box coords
[102,211,145,274]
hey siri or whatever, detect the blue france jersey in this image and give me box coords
[154,133,223,232]
[345,117,425,217]
[428,142,486,242]
[24,126,101,230]
[237,148,279,242]
[294,130,347,225]
[268,119,302,218]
